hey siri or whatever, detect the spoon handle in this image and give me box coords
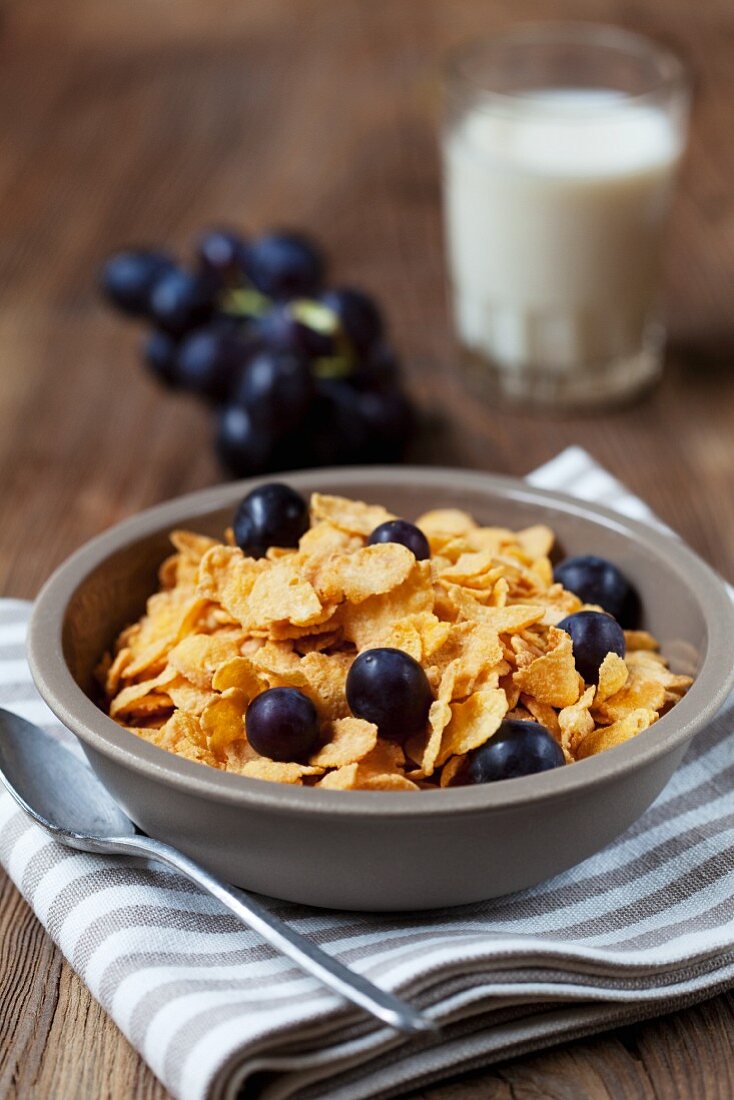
[109,833,436,1037]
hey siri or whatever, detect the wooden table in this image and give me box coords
[1,1,733,1096]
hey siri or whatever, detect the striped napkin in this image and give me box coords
[3,447,734,1100]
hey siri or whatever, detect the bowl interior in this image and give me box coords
[62,471,704,703]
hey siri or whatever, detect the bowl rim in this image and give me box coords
[27,465,734,819]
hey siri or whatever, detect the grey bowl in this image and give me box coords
[27,467,734,910]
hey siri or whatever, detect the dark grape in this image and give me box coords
[355,385,414,461]
[244,232,325,299]
[269,388,337,470]
[149,269,217,335]
[142,329,179,387]
[299,380,414,467]
[215,405,277,478]
[458,720,565,784]
[256,303,336,359]
[557,610,626,685]
[233,482,310,557]
[100,224,416,480]
[353,341,400,388]
[246,688,319,762]
[297,380,370,467]
[195,227,248,285]
[176,327,249,402]
[210,310,253,336]
[368,519,430,560]
[321,287,383,352]
[231,348,314,433]
[554,554,638,628]
[346,648,432,743]
[100,249,175,316]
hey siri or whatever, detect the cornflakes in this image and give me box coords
[98,490,693,789]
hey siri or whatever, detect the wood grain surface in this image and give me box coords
[1,0,733,1097]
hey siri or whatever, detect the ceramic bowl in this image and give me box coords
[27,467,734,910]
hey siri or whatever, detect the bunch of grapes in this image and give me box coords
[100,229,415,476]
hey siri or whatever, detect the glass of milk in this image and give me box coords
[442,24,691,409]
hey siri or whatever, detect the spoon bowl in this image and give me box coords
[0,710,135,842]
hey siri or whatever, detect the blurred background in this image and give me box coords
[1,0,732,597]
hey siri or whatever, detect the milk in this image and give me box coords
[443,90,684,402]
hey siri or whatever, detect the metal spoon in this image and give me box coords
[0,709,436,1036]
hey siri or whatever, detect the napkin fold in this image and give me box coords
[3,447,734,1100]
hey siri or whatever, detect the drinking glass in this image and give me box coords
[442,24,691,410]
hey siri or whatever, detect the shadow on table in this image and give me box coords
[667,331,734,390]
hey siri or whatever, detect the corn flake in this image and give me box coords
[202,689,246,758]
[577,708,658,760]
[310,493,394,536]
[513,628,582,708]
[310,717,378,767]
[240,759,324,784]
[437,688,508,765]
